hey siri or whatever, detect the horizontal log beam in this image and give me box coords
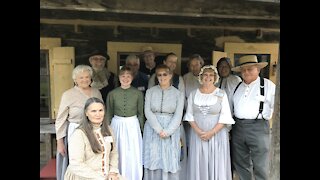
[40,18,280,33]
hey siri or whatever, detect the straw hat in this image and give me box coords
[140,46,157,56]
[142,46,154,52]
[231,55,268,72]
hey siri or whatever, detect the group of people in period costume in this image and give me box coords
[54,46,276,180]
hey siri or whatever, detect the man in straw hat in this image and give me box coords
[139,46,160,78]
[230,55,275,180]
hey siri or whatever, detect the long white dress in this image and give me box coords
[184,88,235,180]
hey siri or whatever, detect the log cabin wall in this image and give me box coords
[40,0,280,75]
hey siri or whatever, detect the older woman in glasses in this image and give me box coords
[143,64,184,180]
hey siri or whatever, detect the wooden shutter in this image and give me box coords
[49,47,75,119]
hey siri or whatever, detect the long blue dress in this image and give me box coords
[143,85,184,180]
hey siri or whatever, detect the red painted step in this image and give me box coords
[40,158,56,180]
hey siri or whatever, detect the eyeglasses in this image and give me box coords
[157,73,168,77]
[91,57,106,61]
[144,53,154,58]
[201,73,215,77]
[127,63,139,67]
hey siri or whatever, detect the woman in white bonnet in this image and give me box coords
[184,65,235,180]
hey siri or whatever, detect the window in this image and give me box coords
[107,42,182,75]
[40,50,50,118]
[40,38,75,121]
[117,52,167,71]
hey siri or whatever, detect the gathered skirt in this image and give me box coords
[143,114,181,179]
[111,115,143,180]
[187,122,232,180]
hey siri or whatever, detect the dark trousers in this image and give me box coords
[231,119,270,180]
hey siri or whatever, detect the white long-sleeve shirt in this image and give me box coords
[232,77,276,120]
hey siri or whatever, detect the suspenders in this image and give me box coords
[257,77,265,119]
[233,81,242,95]
[233,77,265,120]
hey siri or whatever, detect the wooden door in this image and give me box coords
[212,50,228,66]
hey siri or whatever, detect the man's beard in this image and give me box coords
[92,66,104,72]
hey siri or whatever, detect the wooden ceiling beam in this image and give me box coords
[40,18,280,33]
